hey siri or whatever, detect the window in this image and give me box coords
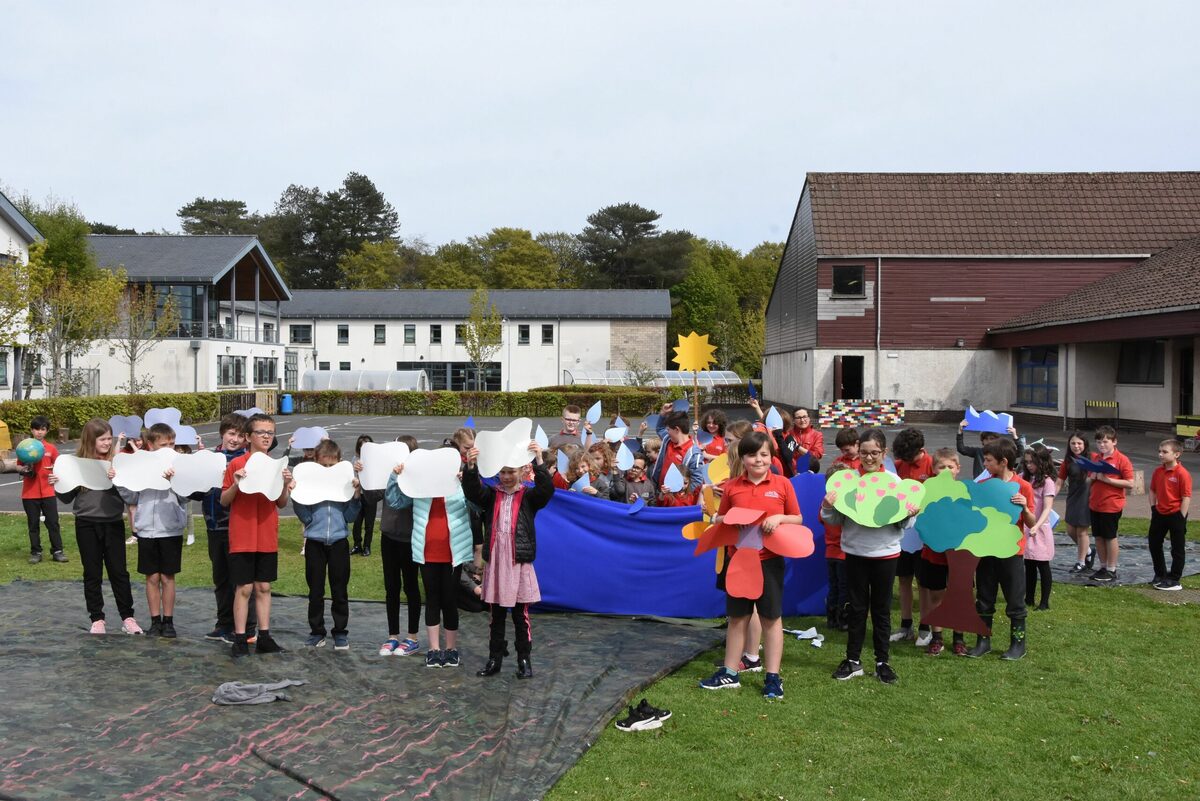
[518,324,530,345]
[217,355,246,387]
[0,351,7,387]
[318,361,330,371]
[253,357,278,386]
[396,361,501,391]
[262,322,275,343]
[289,324,312,344]
[339,361,351,371]
[1117,340,1165,385]
[375,324,387,344]
[337,324,349,345]
[430,324,442,344]
[1016,346,1058,408]
[404,324,415,344]
[542,324,554,345]
[455,324,466,345]
[831,265,866,298]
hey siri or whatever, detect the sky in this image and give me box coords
[4,1,1199,252]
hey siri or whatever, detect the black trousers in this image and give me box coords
[975,554,1027,622]
[488,602,532,658]
[353,493,380,550]
[207,530,256,631]
[825,558,848,615]
[381,536,422,635]
[422,562,459,631]
[1148,509,1188,580]
[75,518,135,622]
[1024,559,1052,606]
[305,539,351,636]
[844,554,896,665]
[23,496,62,555]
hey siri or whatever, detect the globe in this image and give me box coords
[15,438,45,465]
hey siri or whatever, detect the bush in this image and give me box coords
[0,392,226,439]
[288,389,684,418]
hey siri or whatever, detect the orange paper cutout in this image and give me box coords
[726,548,764,599]
[694,522,739,555]
[763,523,815,558]
[681,521,708,541]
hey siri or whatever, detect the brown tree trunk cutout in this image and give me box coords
[922,549,991,636]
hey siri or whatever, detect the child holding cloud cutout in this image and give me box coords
[379,435,423,657]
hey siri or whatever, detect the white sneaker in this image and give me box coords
[888,628,914,643]
[121,617,144,635]
[914,630,932,647]
[125,535,137,545]
[186,533,195,546]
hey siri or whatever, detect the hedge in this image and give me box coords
[0,392,226,439]
[288,389,688,418]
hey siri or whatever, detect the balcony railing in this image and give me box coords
[169,322,279,344]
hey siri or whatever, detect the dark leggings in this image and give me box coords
[1024,559,1052,607]
[75,518,135,622]
[421,562,458,630]
[488,602,532,658]
[352,494,379,550]
[844,554,897,665]
[381,537,422,635]
[23,496,62,555]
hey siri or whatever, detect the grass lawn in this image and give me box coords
[3,513,1199,801]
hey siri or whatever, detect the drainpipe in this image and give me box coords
[1062,345,1070,431]
[874,257,882,398]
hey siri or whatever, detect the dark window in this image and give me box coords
[253,357,278,386]
[337,324,349,345]
[430,324,442,344]
[455,324,466,345]
[339,361,351,371]
[318,361,330,371]
[542,324,554,345]
[1117,340,1165,385]
[1016,346,1059,408]
[404,324,415,344]
[375,324,387,344]
[518,324,530,345]
[831,265,866,298]
[396,361,500,391]
[217,355,246,387]
[0,351,8,387]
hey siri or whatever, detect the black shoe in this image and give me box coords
[1035,602,1050,611]
[205,627,230,642]
[147,618,163,638]
[1151,574,1166,587]
[1089,568,1113,583]
[161,621,177,639]
[51,551,68,563]
[362,546,371,557]
[476,657,504,677]
[1157,579,1183,591]
[875,662,899,685]
[516,657,533,679]
[255,632,285,654]
[28,552,42,565]
[614,704,662,732]
[231,638,250,658]
[350,546,363,556]
[637,698,672,721]
[966,636,991,658]
[1084,546,1096,570]
[832,659,863,681]
[1000,635,1026,661]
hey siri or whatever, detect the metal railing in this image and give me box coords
[169,322,279,344]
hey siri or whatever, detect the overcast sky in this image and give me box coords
[4,1,1198,251]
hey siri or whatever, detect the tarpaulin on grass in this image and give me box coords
[0,581,721,801]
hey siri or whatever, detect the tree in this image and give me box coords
[462,288,502,391]
[424,241,483,289]
[670,239,740,370]
[0,246,36,347]
[468,228,559,289]
[109,284,181,393]
[579,203,692,289]
[534,231,585,288]
[89,221,138,235]
[176,198,259,235]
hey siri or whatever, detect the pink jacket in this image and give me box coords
[1023,479,1057,561]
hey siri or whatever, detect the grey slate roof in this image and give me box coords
[0,190,41,245]
[279,289,672,320]
[87,235,291,299]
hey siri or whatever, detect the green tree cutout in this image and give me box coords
[826,469,926,527]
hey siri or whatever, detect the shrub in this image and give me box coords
[0,392,226,439]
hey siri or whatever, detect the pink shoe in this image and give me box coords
[89,620,107,635]
[121,617,144,635]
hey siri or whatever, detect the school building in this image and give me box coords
[763,172,1200,431]
[0,192,43,396]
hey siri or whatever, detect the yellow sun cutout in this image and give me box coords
[672,331,717,373]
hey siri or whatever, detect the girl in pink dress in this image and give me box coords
[1021,445,1058,610]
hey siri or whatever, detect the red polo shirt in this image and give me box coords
[21,440,58,500]
[1151,464,1192,515]
[1087,450,1134,513]
[223,452,281,554]
[833,455,861,472]
[717,472,800,561]
[703,437,727,458]
[662,436,694,477]
[895,453,934,483]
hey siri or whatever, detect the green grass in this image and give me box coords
[1119,515,1200,542]
[4,514,1199,801]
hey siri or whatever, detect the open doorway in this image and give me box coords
[834,355,865,399]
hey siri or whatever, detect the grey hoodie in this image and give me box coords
[117,486,188,538]
[820,504,907,559]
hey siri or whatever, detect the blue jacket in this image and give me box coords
[194,446,246,533]
[649,422,707,491]
[385,472,475,567]
[294,496,362,545]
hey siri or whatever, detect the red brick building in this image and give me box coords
[764,172,1200,428]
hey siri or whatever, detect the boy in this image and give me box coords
[890,428,934,646]
[118,423,188,638]
[922,449,962,655]
[548,405,593,450]
[969,438,1036,661]
[650,409,707,493]
[220,413,293,657]
[1148,439,1191,591]
[194,414,255,643]
[19,415,66,564]
[956,419,1026,479]
[832,428,861,471]
[612,453,657,505]
[1086,426,1135,583]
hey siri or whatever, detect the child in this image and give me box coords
[1148,439,1192,591]
[968,437,1036,661]
[220,413,293,657]
[698,410,728,462]
[585,442,614,498]
[822,429,917,685]
[612,452,657,505]
[565,450,599,496]
[174,441,197,546]
[548,405,591,450]
[118,423,189,638]
[783,406,823,474]
[650,409,707,491]
[956,418,1026,479]
[713,420,765,668]
[1021,444,1057,611]
[700,431,802,699]
[379,435,423,656]
[387,449,477,668]
[462,441,553,679]
[1086,426,1134,583]
[640,436,662,470]
[351,434,382,557]
[295,440,361,650]
[194,414,255,643]
[658,477,699,508]
[832,428,861,471]
[921,449,963,655]
[19,415,66,564]
[549,443,580,490]
[823,465,849,633]
[890,427,935,646]
[1056,431,1095,573]
[51,419,141,634]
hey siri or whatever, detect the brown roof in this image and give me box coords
[808,172,1200,256]
[990,235,1200,332]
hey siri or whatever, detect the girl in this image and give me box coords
[1055,431,1094,573]
[1022,444,1057,610]
[51,419,142,635]
[586,442,614,498]
[352,435,382,557]
[549,444,579,490]
[822,428,917,685]
[378,435,422,656]
[698,410,728,463]
[566,450,600,496]
[712,419,764,673]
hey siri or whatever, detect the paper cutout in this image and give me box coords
[701,485,717,515]
[291,426,327,450]
[291,460,356,505]
[534,425,549,450]
[144,407,182,431]
[696,430,714,446]
[475,418,535,477]
[883,455,897,475]
[238,452,287,501]
[233,407,265,418]
[900,518,923,553]
[963,406,1013,435]
[614,415,627,429]
[1027,437,1059,452]
[113,448,176,492]
[973,470,990,483]
[644,414,661,431]
[604,426,627,444]
[926,549,990,635]
[616,443,635,471]
[794,452,811,475]
[398,448,462,498]
[747,381,757,399]
[1048,509,1061,530]
[570,473,591,492]
[737,524,763,551]
[556,449,570,475]
[825,469,926,528]
[174,425,199,447]
[783,626,824,648]
[680,519,706,539]
[672,331,717,373]
[108,415,144,440]
[707,455,730,485]
[358,441,411,491]
[464,415,476,430]
[1075,456,1120,475]
[627,496,646,515]
[763,523,815,559]
[52,455,113,492]
[764,406,783,430]
[724,507,765,526]
[695,522,739,555]
[725,547,764,599]
[663,463,685,493]
[169,450,227,496]
[585,401,602,425]
[672,397,690,413]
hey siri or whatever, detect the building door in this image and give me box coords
[1180,346,1194,416]
[284,349,298,391]
[835,355,864,399]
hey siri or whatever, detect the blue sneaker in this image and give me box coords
[763,672,784,699]
[304,634,326,648]
[333,634,349,651]
[443,648,460,668]
[379,638,401,656]
[398,638,420,655]
[425,649,444,668]
[699,667,740,690]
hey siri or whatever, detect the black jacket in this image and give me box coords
[189,447,245,534]
[461,461,554,564]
